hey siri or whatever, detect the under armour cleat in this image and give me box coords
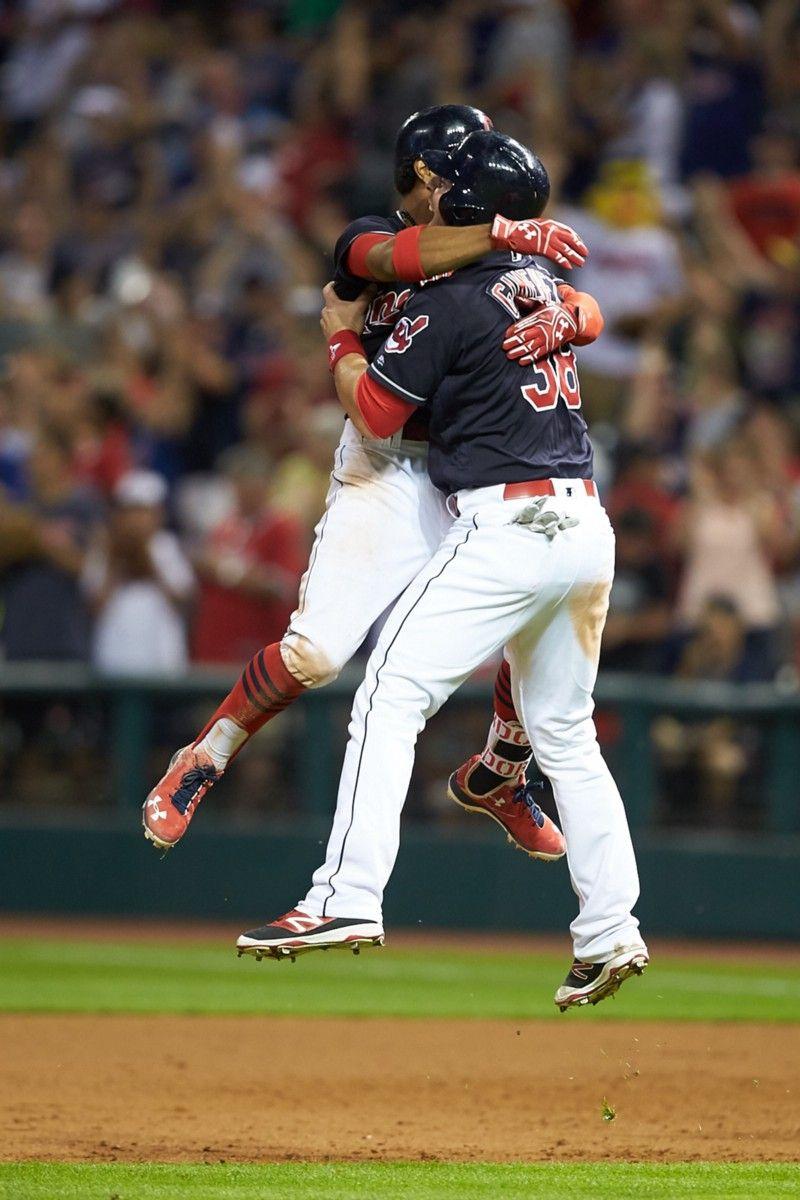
[142,744,220,851]
[447,755,566,860]
[236,909,385,962]
[554,947,649,1012]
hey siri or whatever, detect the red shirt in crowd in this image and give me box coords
[729,174,800,260]
[193,509,306,665]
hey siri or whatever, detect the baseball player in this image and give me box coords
[237,131,648,1012]
[142,106,590,860]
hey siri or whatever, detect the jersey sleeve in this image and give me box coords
[367,287,461,407]
[332,215,399,300]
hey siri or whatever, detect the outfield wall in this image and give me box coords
[3,664,799,939]
[3,814,799,941]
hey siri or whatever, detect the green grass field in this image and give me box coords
[2,936,800,1021]
[2,1162,800,1200]
[2,934,799,1199]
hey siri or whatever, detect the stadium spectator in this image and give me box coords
[652,597,765,825]
[83,469,194,675]
[0,0,798,827]
[674,439,788,677]
[0,201,53,321]
[563,160,686,420]
[192,445,305,665]
[0,426,98,662]
[601,508,671,673]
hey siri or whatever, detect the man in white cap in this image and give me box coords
[83,470,194,674]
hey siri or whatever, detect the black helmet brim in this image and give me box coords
[419,148,456,180]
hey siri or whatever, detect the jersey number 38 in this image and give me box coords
[521,347,581,411]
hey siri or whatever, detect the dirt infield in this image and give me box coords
[3,1014,799,1163]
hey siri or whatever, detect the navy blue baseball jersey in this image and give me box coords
[367,252,594,494]
[332,212,420,363]
[332,212,430,440]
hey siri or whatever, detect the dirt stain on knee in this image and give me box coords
[280,633,338,689]
[569,582,611,664]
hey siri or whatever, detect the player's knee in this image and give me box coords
[280,632,343,689]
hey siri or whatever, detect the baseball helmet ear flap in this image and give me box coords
[417,148,454,180]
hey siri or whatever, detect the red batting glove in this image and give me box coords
[503,302,579,366]
[491,215,588,269]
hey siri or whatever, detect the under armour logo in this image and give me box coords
[566,487,573,497]
[148,795,167,821]
[492,798,506,809]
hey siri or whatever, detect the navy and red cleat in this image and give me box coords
[236,909,385,962]
[142,744,220,851]
[447,754,565,860]
[554,948,649,1011]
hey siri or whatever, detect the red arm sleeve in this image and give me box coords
[355,372,417,438]
[557,284,604,346]
[346,232,394,279]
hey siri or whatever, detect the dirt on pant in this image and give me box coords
[2,1014,799,1163]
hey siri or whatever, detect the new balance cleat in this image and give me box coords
[448,755,565,860]
[236,909,385,961]
[555,947,649,1012]
[142,744,220,851]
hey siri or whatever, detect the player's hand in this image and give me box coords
[491,216,588,269]
[503,301,579,365]
[320,281,373,339]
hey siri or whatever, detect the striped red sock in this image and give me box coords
[466,661,532,796]
[195,643,305,746]
[493,658,519,725]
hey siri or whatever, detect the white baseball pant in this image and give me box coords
[299,480,646,963]
[280,419,451,687]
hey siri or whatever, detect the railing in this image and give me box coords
[1,663,799,833]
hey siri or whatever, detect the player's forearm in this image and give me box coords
[332,354,372,436]
[356,217,589,283]
[322,292,414,438]
[363,224,493,282]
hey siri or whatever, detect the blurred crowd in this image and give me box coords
[1,0,800,820]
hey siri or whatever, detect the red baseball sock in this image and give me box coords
[468,660,532,796]
[492,657,519,725]
[193,643,305,766]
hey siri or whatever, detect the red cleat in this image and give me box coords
[447,754,566,860]
[142,744,220,851]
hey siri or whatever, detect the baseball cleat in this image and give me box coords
[236,909,385,961]
[554,947,649,1012]
[142,744,221,851]
[448,755,565,860]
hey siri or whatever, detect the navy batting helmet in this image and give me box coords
[421,130,550,225]
[394,105,493,195]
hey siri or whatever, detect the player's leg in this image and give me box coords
[448,654,548,853]
[481,657,534,788]
[504,506,648,1009]
[237,512,566,954]
[143,428,449,851]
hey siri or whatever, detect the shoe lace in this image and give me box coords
[171,764,218,815]
[512,780,545,829]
